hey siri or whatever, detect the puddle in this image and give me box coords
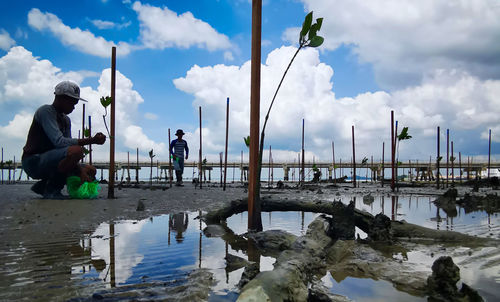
[1,194,499,301]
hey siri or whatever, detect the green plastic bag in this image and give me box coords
[66,176,100,199]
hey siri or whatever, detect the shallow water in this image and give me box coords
[1,193,499,301]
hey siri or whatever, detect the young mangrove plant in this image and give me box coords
[100,96,112,138]
[256,11,324,196]
[149,149,155,186]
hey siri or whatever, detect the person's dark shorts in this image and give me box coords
[22,147,68,179]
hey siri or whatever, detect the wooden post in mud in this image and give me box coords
[382,142,385,187]
[352,125,356,188]
[391,111,395,191]
[446,129,449,188]
[1,147,3,184]
[240,151,243,183]
[88,116,92,165]
[301,119,305,185]
[467,156,470,180]
[199,106,203,189]
[371,156,374,182]
[332,141,336,184]
[219,152,223,187]
[488,129,491,178]
[127,151,130,184]
[268,145,271,187]
[81,104,85,163]
[108,46,116,199]
[134,148,138,183]
[459,152,462,183]
[223,97,229,191]
[248,0,263,231]
[436,126,440,189]
[451,141,454,185]
[168,129,172,187]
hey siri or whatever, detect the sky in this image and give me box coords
[1,0,500,164]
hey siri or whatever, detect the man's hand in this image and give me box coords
[172,154,177,160]
[185,155,188,160]
[93,132,106,145]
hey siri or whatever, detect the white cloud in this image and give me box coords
[0,46,167,160]
[0,29,15,50]
[144,112,158,120]
[289,0,500,89]
[132,1,232,51]
[90,19,131,30]
[27,8,133,57]
[174,46,500,163]
[223,51,234,61]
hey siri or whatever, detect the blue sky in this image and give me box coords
[0,0,499,164]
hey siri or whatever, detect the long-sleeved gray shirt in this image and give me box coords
[22,104,78,159]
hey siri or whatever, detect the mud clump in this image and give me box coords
[426,256,483,302]
[367,213,393,242]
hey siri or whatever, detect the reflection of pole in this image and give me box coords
[381,196,385,214]
[199,210,202,268]
[301,211,305,231]
[224,98,229,191]
[109,223,116,287]
[391,195,396,221]
[168,214,171,246]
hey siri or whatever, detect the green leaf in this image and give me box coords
[300,12,313,42]
[316,18,323,31]
[308,35,324,47]
[243,136,250,148]
[82,147,89,155]
[437,156,443,162]
[308,23,319,41]
[84,128,90,138]
[100,96,112,108]
[362,157,368,165]
[397,127,412,141]
[149,149,155,158]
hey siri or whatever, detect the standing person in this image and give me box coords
[170,129,189,186]
[22,81,106,199]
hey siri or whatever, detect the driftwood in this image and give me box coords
[204,198,499,246]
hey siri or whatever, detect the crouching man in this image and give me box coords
[22,81,106,199]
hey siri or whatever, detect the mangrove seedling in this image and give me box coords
[149,149,155,186]
[100,96,112,138]
[254,11,324,209]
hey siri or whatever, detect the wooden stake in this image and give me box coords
[81,104,85,163]
[88,115,92,165]
[352,125,356,188]
[437,126,440,189]
[108,46,116,199]
[391,111,395,191]
[332,141,336,184]
[301,119,305,185]
[382,142,385,187]
[248,0,263,231]
[168,129,172,187]
[488,129,491,179]
[223,97,229,191]
[199,106,203,189]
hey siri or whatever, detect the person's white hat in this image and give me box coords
[54,81,88,102]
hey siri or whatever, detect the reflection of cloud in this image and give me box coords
[90,220,148,285]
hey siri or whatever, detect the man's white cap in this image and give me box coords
[54,81,88,102]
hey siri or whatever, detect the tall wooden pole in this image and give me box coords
[223,97,229,191]
[88,115,92,165]
[81,104,85,163]
[352,125,356,188]
[301,119,305,184]
[459,151,462,183]
[108,46,116,198]
[451,141,454,185]
[168,129,172,187]
[199,106,203,189]
[332,141,336,184]
[268,145,271,187]
[391,111,395,191]
[437,126,440,189]
[382,142,385,187]
[488,129,491,179]
[248,0,263,231]
[446,129,449,188]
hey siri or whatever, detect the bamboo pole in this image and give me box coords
[199,106,203,189]
[108,46,116,199]
[168,129,172,187]
[301,119,305,185]
[127,151,130,184]
[81,104,85,163]
[248,0,263,231]
[451,141,454,185]
[391,111,395,191]
[332,141,336,184]
[488,129,491,179]
[446,129,449,188]
[88,115,92,165]
[352,125,356,188]
[382,142,385,187]
[223,97,229,191]
[437,126,440,189]
[459,152,462,183]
